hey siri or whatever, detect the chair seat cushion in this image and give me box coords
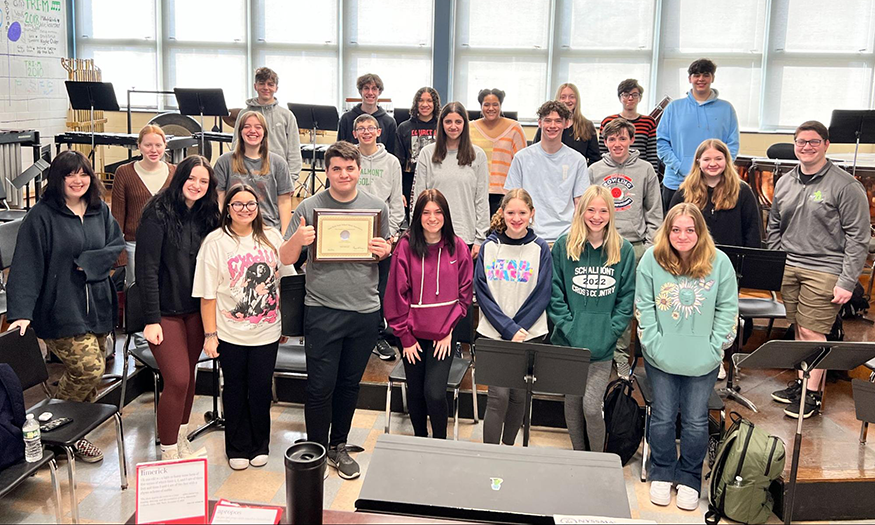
[130,344,158,370]
[27,399,118,448]
[739,298,786,318]
[0,450,55,499]
[634,371,723,411]
[389,357,472,389]
[275,342,307,373]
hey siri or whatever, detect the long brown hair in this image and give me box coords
[490,189,534,234]
[220,183,277,254]
[233,111,271,176]
[433,102,476,166]
[653,203,716,279]
[565,186,623,266]
[407,189,457,258]
[555,83,595,142]
[678,139,740,211]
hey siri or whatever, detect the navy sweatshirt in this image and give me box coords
[7,199,124,340]
[337,104,398,156]
[475,229,553,340]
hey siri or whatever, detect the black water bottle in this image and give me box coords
[284,441,326,524]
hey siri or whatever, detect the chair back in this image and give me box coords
[124,282,147,334]
[0,219,22,270]
[766,143,796,160]
[0,328,48,391]
[280,274,306,337]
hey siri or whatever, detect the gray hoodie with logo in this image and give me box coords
[232,97,302,182]
[766,160,870,292]
[358,143,404,236]
[588,149,663,245]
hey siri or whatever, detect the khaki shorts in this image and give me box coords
[781,266,840,335]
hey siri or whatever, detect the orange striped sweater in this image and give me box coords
[470,119,527,194]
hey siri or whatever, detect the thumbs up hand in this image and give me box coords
[292,215,315,247]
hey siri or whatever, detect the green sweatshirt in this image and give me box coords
[634,247,739,377]
[549,235,636,362]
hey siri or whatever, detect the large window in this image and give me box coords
[452,0,875,130]
[75,0,434,111]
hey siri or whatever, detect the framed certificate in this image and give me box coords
[312,208,382,263]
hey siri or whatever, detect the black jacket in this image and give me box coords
[337,104,398,156]
[135,207,207,324]
[394,116,438,174]
[669,181,762,248]
[534,125,601,166]
[7,199,123,340]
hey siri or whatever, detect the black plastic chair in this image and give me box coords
[118,282,161,444]
[0,219,22,318]
[766,143,796,160]
[272,275,308,402]
[0,450,63,523]
[0,183,27,223]
[0,328,128,524]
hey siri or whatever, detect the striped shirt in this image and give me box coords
[599,114,659,173]
[470,119,527,194]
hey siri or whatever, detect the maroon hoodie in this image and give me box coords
[385,235,473,348]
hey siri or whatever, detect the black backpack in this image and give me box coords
[603,362,644,465]
[840,281,869,319]
[0,363,26,470]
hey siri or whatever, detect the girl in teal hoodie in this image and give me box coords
[549,185,635,452]
[635,203,738,511]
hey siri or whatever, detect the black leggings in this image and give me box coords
[403,338,455,439]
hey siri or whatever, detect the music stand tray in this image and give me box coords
[289,103,340,196]
[174,88,229,153]
[475,339,590,446]
[737,340,875,524]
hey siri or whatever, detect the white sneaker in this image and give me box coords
[177,427,194,458]
[649,480,672,506]
[676,484,699,511]
[718,362,727,380]
[250,454,269,467]
[229,458,249,470]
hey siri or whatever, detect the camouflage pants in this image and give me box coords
[44,333,107,403]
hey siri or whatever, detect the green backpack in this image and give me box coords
[705,413,786,525]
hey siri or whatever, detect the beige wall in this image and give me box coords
[102,110,875,169]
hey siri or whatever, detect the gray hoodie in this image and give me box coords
[766,160,870,292]
[232,97,302,181]
[588,149,663,245]
[357,143,404,236]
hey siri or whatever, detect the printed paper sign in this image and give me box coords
[210,499,282,524]
[136,458,208,524]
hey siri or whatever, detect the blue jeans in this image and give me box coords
[645,360,718,491]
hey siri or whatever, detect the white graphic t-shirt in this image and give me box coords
[192,227,291,346]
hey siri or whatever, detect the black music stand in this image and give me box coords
[475,339,590,447]
[12,158,50,210]
[174,88,229,154]
[289,103,339,196]
[737,341,875,525]
[718,245,788,412]
[828,110,875,177]
[64,81,120,160]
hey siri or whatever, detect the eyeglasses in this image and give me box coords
[794,139,824,147]
[355,126,377,133]
[229,201,258,212]
[620,92,641,99]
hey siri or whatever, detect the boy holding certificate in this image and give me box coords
[285,141,391,480]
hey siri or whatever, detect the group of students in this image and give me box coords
[4,57,870,513]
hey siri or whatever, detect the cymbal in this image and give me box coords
[222,108,241,128]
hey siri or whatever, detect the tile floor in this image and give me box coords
[2,390,874,524]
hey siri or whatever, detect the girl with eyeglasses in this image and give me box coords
[193,183,295,470]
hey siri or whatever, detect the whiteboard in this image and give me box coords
[0,0,68,150]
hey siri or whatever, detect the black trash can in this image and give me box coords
[284,441,326,524]
[281,274,306,337]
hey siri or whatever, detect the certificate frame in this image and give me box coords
[312,208,382,263]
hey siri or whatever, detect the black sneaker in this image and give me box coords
[771,379,802,404]
[784,392,821,419]
[372,339,397,361]
[327,443,360,480]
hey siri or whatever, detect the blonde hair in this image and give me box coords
[555,83,596,142]
[137,124,166,145]
[678,139,740,211]
[653,203,716,279]
[489,188,534,234]
[233,111,271,175]
[565,185,623,266]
